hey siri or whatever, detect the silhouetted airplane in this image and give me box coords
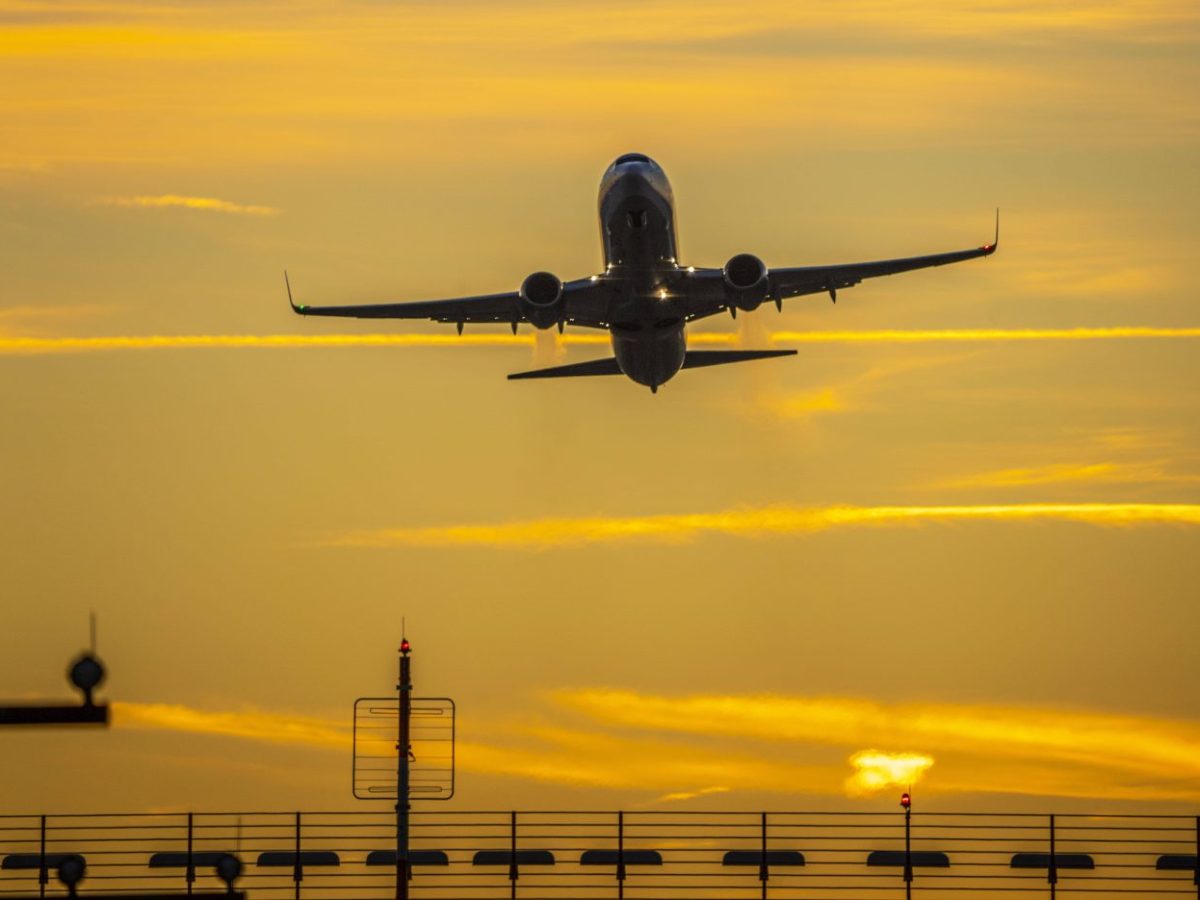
[288,153,997,392]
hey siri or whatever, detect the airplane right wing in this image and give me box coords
[287,273,614,330]
[680,212,998,320]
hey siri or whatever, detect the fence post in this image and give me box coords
[187,812,195,895]
[509,810,519,900]
[293,812,302,900]
[1048,814,1057,900]
[903,802,912,900]
[38,815,47,899]
[616,811,626,900]
[759,812,768,900]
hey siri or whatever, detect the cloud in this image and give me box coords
[110,691,1200,802]
[943,461,1200,489]
[4,0,1195,170]
[325,503,1200,549]
[650,785,731,805]
[114,701,350,750]
[550,689,1200,801]
[845,750,934,796]
[0,333,553,354]
[2,327,1198,356]
[754,386,844,419]
[0,304,114,336]
[747,350,971,421]
[95,194,278,216]
[765,327,1200,344]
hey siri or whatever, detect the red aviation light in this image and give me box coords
[900,792,911,809]
[400,639,411,653]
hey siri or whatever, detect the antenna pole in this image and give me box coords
[396,634,412,900]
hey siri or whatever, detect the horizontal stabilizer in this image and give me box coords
[682,349,797,369]
[507,357,623,380]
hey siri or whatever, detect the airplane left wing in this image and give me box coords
[287,274,613,330]
[681,213,998,320]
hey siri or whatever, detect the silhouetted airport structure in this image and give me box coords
[348,638,455,900]
[0,621,108,727]
[1,810,1197,899]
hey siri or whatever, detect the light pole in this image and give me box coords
[395,637,412,900]
[901,791,912,900]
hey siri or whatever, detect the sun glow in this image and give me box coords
[845,750,935,796]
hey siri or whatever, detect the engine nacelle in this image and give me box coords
[723,253,769,311]
[519,271,564,330]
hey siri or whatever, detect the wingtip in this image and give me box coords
[981,208,1000,254]
[284,269,307,313]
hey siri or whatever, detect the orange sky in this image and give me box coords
[1,0,1199,815]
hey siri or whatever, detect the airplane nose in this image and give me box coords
[614,152,655,167]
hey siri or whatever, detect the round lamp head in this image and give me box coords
[68,654,105,699]
[57,855,86,888]
[215,853,243,886]
[900,792,911,809]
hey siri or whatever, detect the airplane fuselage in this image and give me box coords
[597,154,687,390]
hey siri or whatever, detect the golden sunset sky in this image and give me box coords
[2,0,1199,814]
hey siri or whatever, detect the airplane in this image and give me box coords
[288,153,997,392]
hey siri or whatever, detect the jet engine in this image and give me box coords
[723,253,769,311]
[519,271,564,330]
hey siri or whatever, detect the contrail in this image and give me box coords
[1,327,1198,355]
[94,195,279,216]
[766,327,1200,343]
[0,334,564,354]
[328,502,1200,549]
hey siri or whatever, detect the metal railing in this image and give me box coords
[1,810,1198,898]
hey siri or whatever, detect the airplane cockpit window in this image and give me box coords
[616,153,651,165]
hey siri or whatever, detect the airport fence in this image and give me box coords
[1,809,1198,899]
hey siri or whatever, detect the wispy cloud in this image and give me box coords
[766,327,1200,344]
[2,327,1197,356]
[0,333,550,354]
[114,702,350,749]
[548,689,1200,801]
[111,691,1200,802]
[95,194,278,216]
[326,503,1200,549]
[943,461,1200,489]
[0,304,114,336]
[650,785,731,805]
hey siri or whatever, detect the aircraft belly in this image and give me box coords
[613,326,686,389]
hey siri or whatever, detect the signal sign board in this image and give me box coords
[353,697,455,800]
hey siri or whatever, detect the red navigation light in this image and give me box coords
[900,792,911,809]
[400,639,411,653]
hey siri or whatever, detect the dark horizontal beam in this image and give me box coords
[257,851,339,868]
[1012,852,1095,870]
[866,850,950,868]
[0,704,108,726]
[365,850,448,867]
[580,850,663,866]
[473,850,555,866]
[723,850,806,867]
[149,852,236,869]
[5,895,241,900]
